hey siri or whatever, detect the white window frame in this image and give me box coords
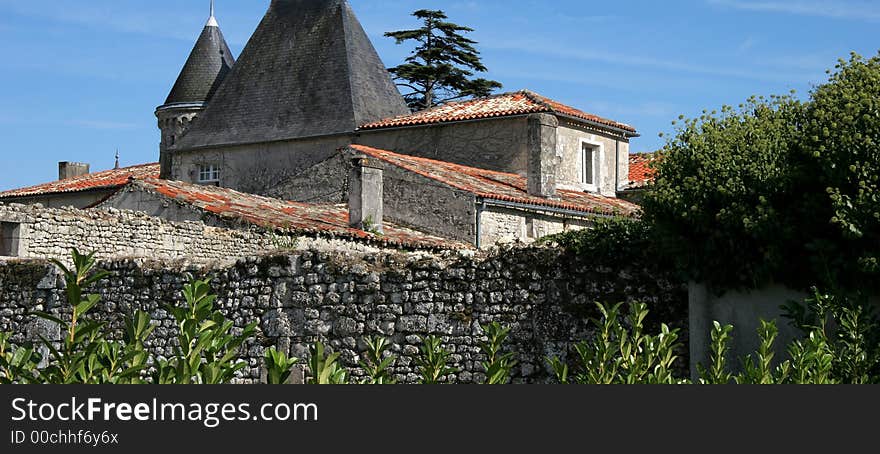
[197,164,221,185]
[579,138,604,193]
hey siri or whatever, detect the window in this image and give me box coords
[0,222,21,257]
[197,164,221,185]
[580,141,601,192]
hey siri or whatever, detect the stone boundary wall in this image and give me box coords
[0,246,687,384]
[0,203,410,265]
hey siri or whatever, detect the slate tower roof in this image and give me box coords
[162,3,235,107]
[175,0,409,150]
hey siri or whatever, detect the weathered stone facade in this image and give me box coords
[0,246,687,384]
[479,206,593,246]
[0,203,407,265]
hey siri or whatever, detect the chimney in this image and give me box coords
[527,113,559,198]
[348,155,384,234]
[58,162,90,180]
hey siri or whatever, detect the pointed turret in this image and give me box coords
[156,1,235,179]
[163,0,234,107]
[175,0,409,150]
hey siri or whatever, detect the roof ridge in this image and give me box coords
[517,89,554,111]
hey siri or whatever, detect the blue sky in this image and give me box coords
[0,0,877,191]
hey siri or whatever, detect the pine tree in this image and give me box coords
[386,9,502,111]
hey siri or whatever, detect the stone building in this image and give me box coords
[0,0,643,252]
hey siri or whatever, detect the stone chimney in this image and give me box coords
[349,155,384,234]
[58,162,90,180]
[527,113,558,198]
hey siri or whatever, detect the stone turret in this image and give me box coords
[173,0,410,151]
[156,1,235,179]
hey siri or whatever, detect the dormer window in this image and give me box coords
[198,164,221,185]
[580,140,602,192]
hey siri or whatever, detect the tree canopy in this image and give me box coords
[642,52,880,293]
[385,9,502,111]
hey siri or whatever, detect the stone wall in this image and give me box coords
[479,206,592,246]
[0,203,391,265]
[170,134,353,197]
[0,189,120,210]
[0,245,687,384]
[359,117,530,176]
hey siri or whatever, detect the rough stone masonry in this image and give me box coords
[0,244,686,384]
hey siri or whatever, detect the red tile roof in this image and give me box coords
[128,179,467,250]
[359,90,637,134]
[628,153,658,188]
[349,145,639,217]
[0,163,160,199]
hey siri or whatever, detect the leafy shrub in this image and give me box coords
[154,278,256,384]
[0,332,39,384]
[264,347,299,385]
[415,335,456,384]
[784,288,880,383]
[548,302,683,385]
[479,322,517,385]
[541,217,660,271]
[359,336,397,384]
[307,342,348,385]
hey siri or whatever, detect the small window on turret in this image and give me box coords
[198,164,221,186]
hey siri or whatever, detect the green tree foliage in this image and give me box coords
[642,95,806,290]
[386,9,502,110]
[542,216,658,268]
[801,53,880,281]
[643,52,880,292]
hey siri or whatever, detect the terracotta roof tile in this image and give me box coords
[628,153,658,188]
[359,90,637,134]
[349,145,639,217]
[129,179,467,250]
[0,163,160,199]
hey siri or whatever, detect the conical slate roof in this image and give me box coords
[175,0,409,150]
[163,11,235,107]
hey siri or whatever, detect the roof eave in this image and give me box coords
[555,113,640,138]
[0,184,126,201]
[477,196,633,219]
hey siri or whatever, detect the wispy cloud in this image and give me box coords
[707,0,880,21]
[737,36,759,54]
[588,100,679,118]
[485,38,815,83]
[69,120,139,130]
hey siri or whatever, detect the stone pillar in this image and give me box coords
[349,156,384,234]
[58,162,90,180]
[527,113,559,198]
